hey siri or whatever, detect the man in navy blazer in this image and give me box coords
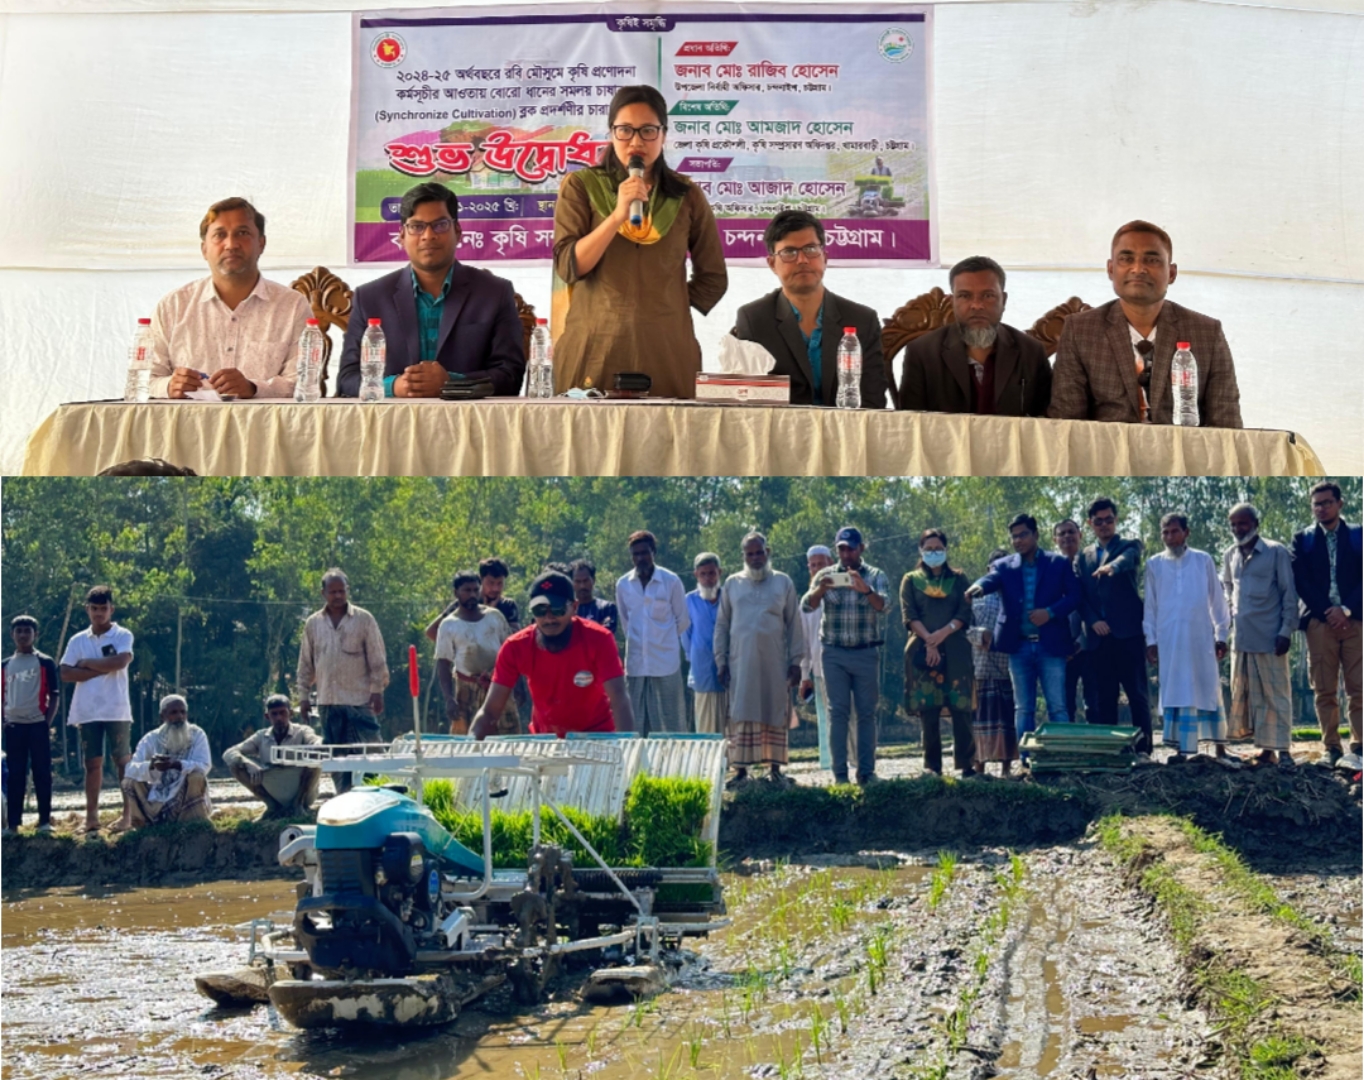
[1075,497,1152,752]
[1292,481,1362,764]
[968,513,1080,751]
[337,182,526,398]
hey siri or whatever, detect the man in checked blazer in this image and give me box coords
[1048,220,1243,428]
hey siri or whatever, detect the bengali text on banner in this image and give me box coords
[351,3,935,266]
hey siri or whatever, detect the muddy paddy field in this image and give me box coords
[2,762,1360,1080]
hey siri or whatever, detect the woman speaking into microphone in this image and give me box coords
[552,85,728,398]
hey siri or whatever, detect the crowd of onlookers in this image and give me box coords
[3,482,1358,834]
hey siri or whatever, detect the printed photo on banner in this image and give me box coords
[350,3,935,266]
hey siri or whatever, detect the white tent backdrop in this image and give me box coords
[1,0,1361,474]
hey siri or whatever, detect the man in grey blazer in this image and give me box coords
[733,211,886,408]
[1048,220,1242,428]
[897,255,1053,416]
[1075,496,1152,754]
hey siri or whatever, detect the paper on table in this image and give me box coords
[716,335,777,376]
[184,388,224,402]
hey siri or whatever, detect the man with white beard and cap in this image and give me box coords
[681,552,728,738]
[116,695,213,830]
[713,533,805,787]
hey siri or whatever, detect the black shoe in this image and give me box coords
[833,775,850,786]
[1329,746,1344,767]
[1351,742,1363,756]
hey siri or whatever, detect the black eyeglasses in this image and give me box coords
[1134,339,1154,390]
[531,603,570,618]
[404,218,455,237]
[774,244,825,263]
[611,124,663,142]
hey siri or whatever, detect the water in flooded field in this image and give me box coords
[4,851,1349,1079]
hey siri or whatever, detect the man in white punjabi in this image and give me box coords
[713,534,805,787]
[682,553,728,736]
[1143,514,1236,766]
[117,695,212,830]
[435,571,512,735]
[296,568,390,793]
[616,531,691,735]
[1221,504,1298,768]
[223,695,323,817]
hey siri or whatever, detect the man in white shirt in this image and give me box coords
[117,695,212,829]
[615,530,691,734]
[1143,513,1235,765]
[435,571,512,735]
[59,585,135,833]
[148,197,311,399]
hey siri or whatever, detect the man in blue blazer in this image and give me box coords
[337,182,526,398]
[1075,497,1152,753]
[968,514,1081,751]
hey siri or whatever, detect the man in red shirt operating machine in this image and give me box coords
[472,571,636,739]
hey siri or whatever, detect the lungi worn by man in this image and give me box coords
[119,695,212,828]
[1221,503,1298,764]
[713,534,804,784]
[1144,515,1231,761]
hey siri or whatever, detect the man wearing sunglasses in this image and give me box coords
[337,182,526,398]
[471,571,634,739]
[733,210,886,408]
[1048,220,1242,428]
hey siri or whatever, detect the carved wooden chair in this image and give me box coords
[514,293,537,362]
[290,267,353,397]
[880,286,954,410]
[1025,297,1092,358]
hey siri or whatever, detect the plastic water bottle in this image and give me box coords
[528,318,553,399]
[835,327,861,410]
[294,319,325,403]
[360,318,385,403]
[123,318,153,403]
[1171,341,1199,427]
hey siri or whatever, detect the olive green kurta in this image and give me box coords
[900,567,974,712]
[552,169,728,398]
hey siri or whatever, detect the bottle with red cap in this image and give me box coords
[1171,341,1199,427]
[360,318,386,403]
[835,326,862,410]
[124,317,153,403]
[294,318,325,403]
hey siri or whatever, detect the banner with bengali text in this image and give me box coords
[351,4,935,266]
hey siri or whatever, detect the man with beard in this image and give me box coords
[435,571,512,735]
[223,695,322,818]
[472,572,635,738]
[1222,503,1297,767]
[116,695,212,830]
[733,210,886,408]
[616,531,690,734]
[714,535,805,786]
[682,553,728,736]
[898,256,1052,416]
[148,197,312,399]
[1144,513,1234,764]
[802,527,890,786]
[1049,220,1242,427]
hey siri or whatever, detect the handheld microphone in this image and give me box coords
[628,154,645,227]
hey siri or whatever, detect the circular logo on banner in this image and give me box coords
[878,28,913,63]
[573,670,595,688]
[372,34,406,67]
